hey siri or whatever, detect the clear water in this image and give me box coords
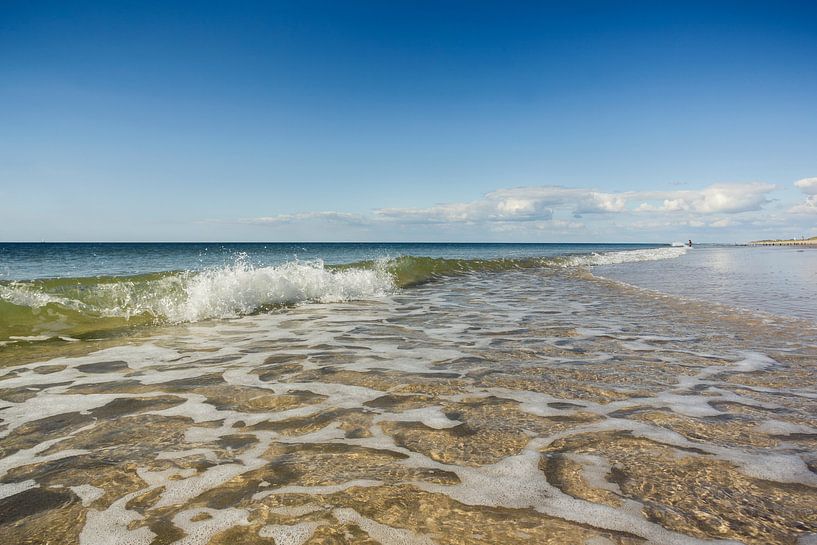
[595,245,817,322]
[1,243,815,348]
[1,249,815,544]
[1,242,816,544]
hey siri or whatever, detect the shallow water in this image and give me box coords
[0,243,684,346]
[595,245,817,322]
[0,246,815,544]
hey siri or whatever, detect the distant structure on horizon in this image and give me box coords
[749,236,817,246]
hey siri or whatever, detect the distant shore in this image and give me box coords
[749,237,817,246]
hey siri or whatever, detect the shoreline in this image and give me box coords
[1,262,815,545]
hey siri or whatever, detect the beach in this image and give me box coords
[5,0,817,542]
[1,244,816,545]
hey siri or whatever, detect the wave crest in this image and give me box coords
[0,247,687,343]
[176,259,393,322]
[563,246,688,266]
[0,259,394,342]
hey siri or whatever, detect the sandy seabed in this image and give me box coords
[1,269,816,545]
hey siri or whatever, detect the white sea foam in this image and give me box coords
[756,419,817,436]
[70,484,105,507]
[376,407,462,429]
[80,493,155,545]
[732,351,778,373]
[333,508,436,545]
[412,442,741,545]
[0,259,394,328]
[0,283,73,309]
[565,246,688,267]
[95,259,394,323]
[167,259,393,322]
[253,479,383,500]
[259,522,322,545]
[171,508,250,545]
[0,479,37,500]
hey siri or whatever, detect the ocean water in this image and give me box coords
[0,242,679,344]
[0,243,815,544]
[0,242,666,280]
[594,245,817,322]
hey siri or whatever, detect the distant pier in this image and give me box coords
[749,237,817,246]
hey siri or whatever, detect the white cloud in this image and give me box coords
[636,182,776,214]
[376,182,775,224]
[794,177,817,195]
[789,177,817,214]
[375,186,631,224]
[709,218,734,228]
[240,211,369,225]
[233,180,794,240]
[790,195,817,215]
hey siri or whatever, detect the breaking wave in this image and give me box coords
[563,246,688,266]
[0,247,686,343]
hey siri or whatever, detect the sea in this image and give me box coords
[0,242,815,545]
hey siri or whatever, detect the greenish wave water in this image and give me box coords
[0,248,687,345]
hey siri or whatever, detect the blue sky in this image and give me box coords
[1,0,815,242]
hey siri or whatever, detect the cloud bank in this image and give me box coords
[234,179,813,241]
[240,211,369,225]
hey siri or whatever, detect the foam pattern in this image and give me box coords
[1,264,815,545]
